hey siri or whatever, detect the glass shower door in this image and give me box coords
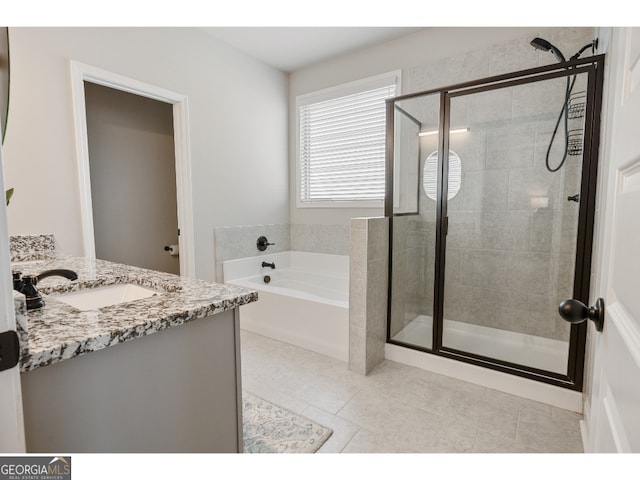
[441,70,590,374]
[388,92,441,351]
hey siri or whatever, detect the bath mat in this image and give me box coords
[242,392,333,453]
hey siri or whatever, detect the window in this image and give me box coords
[297,72,399,206]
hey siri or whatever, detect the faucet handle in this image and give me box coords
[256,236,275,252]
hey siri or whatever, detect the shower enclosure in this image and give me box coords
[386,54,604,390]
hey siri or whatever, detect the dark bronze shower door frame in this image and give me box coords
[385,54,605,391]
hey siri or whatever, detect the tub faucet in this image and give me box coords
[13,269,79,310]
[261,261,276,269]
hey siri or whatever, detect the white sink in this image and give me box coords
[54,284,161,311]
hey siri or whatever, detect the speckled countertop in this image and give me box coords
[13,253,258,373]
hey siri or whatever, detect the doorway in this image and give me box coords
[84,82,179,275]
[386,55,605,390]
[70,61,195,278]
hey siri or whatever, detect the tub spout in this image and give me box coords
[261,261,276,269]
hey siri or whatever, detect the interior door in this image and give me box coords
[584,27,640,452]
[0,138,25,452]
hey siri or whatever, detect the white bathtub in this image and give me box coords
[223,251,349,361]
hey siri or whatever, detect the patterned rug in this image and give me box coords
[243,392,333,453]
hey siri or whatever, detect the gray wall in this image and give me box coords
[4,28,289,282]
[85,82,180,275]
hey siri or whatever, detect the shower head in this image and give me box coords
[530,37,566,63]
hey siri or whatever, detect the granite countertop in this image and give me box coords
[13,253,258,373]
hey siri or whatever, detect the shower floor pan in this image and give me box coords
[391,315,568,374]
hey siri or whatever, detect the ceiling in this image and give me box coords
[201,27,425,72]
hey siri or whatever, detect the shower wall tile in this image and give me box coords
[562,171,583,201]
[349,326,367,375]
[507,168,562,210]
[529,209,579,255]
[349,217,389,375]
[466,88,513,125]
[533,124,579,172]
[446,47,491,86]
[489,36,540,76]
[290,223,350,255]
[213,223,290,282]
[447,211,482,250]
[463,169,509,210]
[555,253,576,300]
[527,293,571,342]
[480,210,531,252]
[459,249,508,290]
[444,247,461,290]
[393,27,595,343]
[451,128,487,173]
[486,126,535,170]
[504,252,555,296]
[512,79,567,118]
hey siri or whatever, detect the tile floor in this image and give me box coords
[240,329,584,453]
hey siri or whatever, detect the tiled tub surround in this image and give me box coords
[214,223,290,281]
[224,251,349,361]
[213,223,350,282]
[290,223,350,256]
[349,217,389,375]
[13,252,257,372]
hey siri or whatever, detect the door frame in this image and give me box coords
[69,61,196,278]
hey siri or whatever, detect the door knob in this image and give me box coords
[558,298,605,332]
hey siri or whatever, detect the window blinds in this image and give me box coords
[299,84,396,203]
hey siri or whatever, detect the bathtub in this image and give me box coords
[223,251,349,361]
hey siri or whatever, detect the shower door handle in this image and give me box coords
[558,298,605,332]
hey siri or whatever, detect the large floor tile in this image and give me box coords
[240,330,583,454]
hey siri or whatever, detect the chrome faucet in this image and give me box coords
[261,261,276,269]
[13,269,79,310]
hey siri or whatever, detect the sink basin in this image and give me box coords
[53,284,161,311]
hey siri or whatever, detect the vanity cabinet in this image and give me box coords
[21,308,243,453]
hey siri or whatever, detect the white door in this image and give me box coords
[0,137,25,452]
[584,27,640,452]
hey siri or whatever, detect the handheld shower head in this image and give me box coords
[530,37,566,63]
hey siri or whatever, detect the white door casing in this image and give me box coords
[583,27,640,453]
[69,61,196,278]
[0,132,26,452]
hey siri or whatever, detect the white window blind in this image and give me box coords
[299,83,396,203]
